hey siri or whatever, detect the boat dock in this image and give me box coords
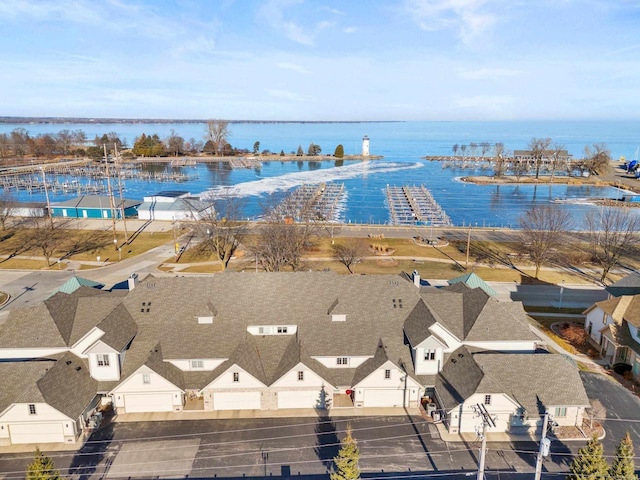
[228,157,262,169]
[276,183,346,222]
[385,185,451,226]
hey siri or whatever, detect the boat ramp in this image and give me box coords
[385,185,451,226]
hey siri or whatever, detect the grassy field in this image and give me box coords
[169,233,604,284]
[0,226,177,269]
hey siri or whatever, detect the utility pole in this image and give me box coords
[534,411,551,480]
[473,403,496,480]
[465,226,471,270]
[103,144,118,250]
[114,144,129,244]
[40,167,54,229]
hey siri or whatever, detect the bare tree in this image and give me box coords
[205,120,230,156]
[493,143,507,177]
[583,143,611,175]
[452,144,459,157]
[251,220,316,272]
[190,194,246,270]
[333,239,367,274]
[549,143,566,182]
[586,399,606,430]
[10,128,29,160]
[518,206,574,278]
[0,192,16,230]
[0,133,10,160]
[165,129,185,157]
[27,217,67,267]
[585,207,640,283]
[529,137,552,180]
[511,157,530,181]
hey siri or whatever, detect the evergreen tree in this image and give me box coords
[610,433,637,480]
[26,448,61,480]
[567,434,609,480]
[331,423,360,480]
[296,145,304,156]
[334,144,344,158]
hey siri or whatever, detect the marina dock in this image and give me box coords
[385,185,451,226]
[276,183,346,222]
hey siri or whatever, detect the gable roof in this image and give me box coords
[0,358,59,414]
[48,276,104,298]
[447,273,498,297]
[423,286,491,340]
[403,299,438,346]
[435,347,484,410]
[473,353,590,416]
[606,272,640,297]
[590,295,640,327]
[36,353,98,418]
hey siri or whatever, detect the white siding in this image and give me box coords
[463,341,536,352]
[448,394,519,434]
[312,356,372,369]
[70,328,105,358]
[166,359,227,371]
[271,363,333,389]
[353,361,421,408]
[585,308,610,344]
[0,403,77,445]
[87,352,120,381]
[429,324,461,351]
[0,347,68,360]
[202,365,266,390]
[111,366,183,413]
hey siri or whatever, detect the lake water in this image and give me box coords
[1,120,639,227]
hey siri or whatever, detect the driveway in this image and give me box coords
[580,371,640,455]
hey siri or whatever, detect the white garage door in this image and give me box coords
[213,392,261,410]
[277,390,328,409]
[363,389,407,407]
[124,393,174,413]
[10,423,65,444]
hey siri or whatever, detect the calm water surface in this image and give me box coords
[1,121,639,227]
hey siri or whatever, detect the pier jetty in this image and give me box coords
[385,185,451,226]
[275,182,345,222]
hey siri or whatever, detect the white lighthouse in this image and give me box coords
[362,135,370,157]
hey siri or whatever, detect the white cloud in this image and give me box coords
[277,62,311,74]
[257,0,315,46]
[453,94,515,112]
[170,36,216,59]
[404,0,498,46]
[458,67,522,80]
[344,26,358,34]
[267,89,313,102]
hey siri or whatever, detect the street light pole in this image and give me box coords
[559,280,565,309]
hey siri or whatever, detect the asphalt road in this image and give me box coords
[0,415,580,480]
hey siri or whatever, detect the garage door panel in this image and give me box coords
[363,389,406,407]
[213,392,261,410]
[125,393,173,413]
[10,423,64,444]
[277,390,327,409]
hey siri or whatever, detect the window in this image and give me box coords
[97,354,110,367]
[336,357,349,366]
[555,407,567,418]
[277,326,288,334]
[191,360,204,369]
[28,404,36,415]
[142,373,151,384]
[384,369,391,379]
[424,349,436,361]
[233,372,240,382]
[484,395,491,405]
[298,371,304,381]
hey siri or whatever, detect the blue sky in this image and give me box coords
[0,0,639,121]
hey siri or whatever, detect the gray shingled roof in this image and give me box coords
[435,347,484,410]
[473,353,590,416]
[37,353,98,418]
[0,303,67,348]
[436,350,589,415]
[96,304,138,352]
[0,358,59,413]
[403,299,438,346]
[606,272,640,297]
